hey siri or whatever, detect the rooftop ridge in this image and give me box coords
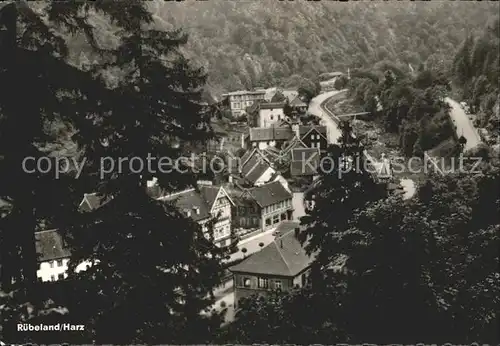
[157,188,196,200]
[273,241,293,276]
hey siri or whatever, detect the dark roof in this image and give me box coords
[199,185,221,209]
[299,125,327,139]
[246,181,292,208]
[249,127,294,142]
[164,189,211,222]
[246,162,271,184]
[79,193,113,212]
[161,185,233,222]
[35,229,71,262]
[260,102,286,110]
[291,148,320,161]
[249,128,274,141]
[230,221,315,276]
[289,96,307,107]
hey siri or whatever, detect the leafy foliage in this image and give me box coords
[452,17,500,138]
[146,1,498,94]
[1,1,226,344]
[349,64,454,156]
[223,124,499,344]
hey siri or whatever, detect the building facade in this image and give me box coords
[159,182,235,248]
[257,102,286,128]
[230,222,315,307]
[221,90,266,117]
[234,181,293,231]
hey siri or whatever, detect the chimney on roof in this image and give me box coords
[193,206,200,215]
[294,227,300,239]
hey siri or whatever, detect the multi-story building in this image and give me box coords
[246,127,294,150]
[159,182,235,248]
[221,90,266,117]
[229,221,316,307]
[234,181,293,231]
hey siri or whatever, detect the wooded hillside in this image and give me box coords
[146,1,498,95]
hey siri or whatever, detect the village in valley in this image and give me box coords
[2,1,498,343]
[33,73,402,323]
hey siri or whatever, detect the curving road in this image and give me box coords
[308,90,347,144]
[308,90,416,200]
[445,97,481,151]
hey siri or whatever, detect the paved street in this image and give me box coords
[308,90,347,144]
[309,90,417,200]
[445,97,481,151]
[225,227,276,263]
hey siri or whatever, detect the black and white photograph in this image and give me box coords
[0,0,499,344]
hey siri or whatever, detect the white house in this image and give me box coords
[258,102,286,128]
[35,229,95,282]
[35,193,111,282]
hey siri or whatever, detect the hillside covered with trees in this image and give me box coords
[147,1,498,95]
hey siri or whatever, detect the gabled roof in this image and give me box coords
[249,127,294,142]
[299,125,328,140]
[159,185,234,222]
[290,148,320,176]
[162,188,211,222]
[230,221,316,277]
[282,136,308,155]
[240,153,274,185]
[35,229,71,262]
[282,90,299,103]
[289,96,307,107]
[79,193,113,212]
[244,181,292,208]
[259,102,286,110]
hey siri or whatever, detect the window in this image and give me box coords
[258,277,269,289]
[265,218,271,226]
[273,215,280,224]
[49,261,54,268]
[50,275,55,282]
[253,217,259,225]
[274,280,282,290]
[58,274,64,280]
[243,277,251,287]
[270,115,274,120]
[281,213,287,221]
[57,259,63,267]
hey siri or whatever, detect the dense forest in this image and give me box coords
[144,1,499,95]
[452,17,500,138]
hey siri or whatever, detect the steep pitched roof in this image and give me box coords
[79,193,113,212]
[282,90,299,103]
[162,189,211,222]
[299,125,328,140]
[35,229,71,262]
[246,181,292,208]
[249,127,294,142]
[230,221,315,276]
[289,96,307,107]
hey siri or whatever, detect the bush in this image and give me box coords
[220,301,227,308]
